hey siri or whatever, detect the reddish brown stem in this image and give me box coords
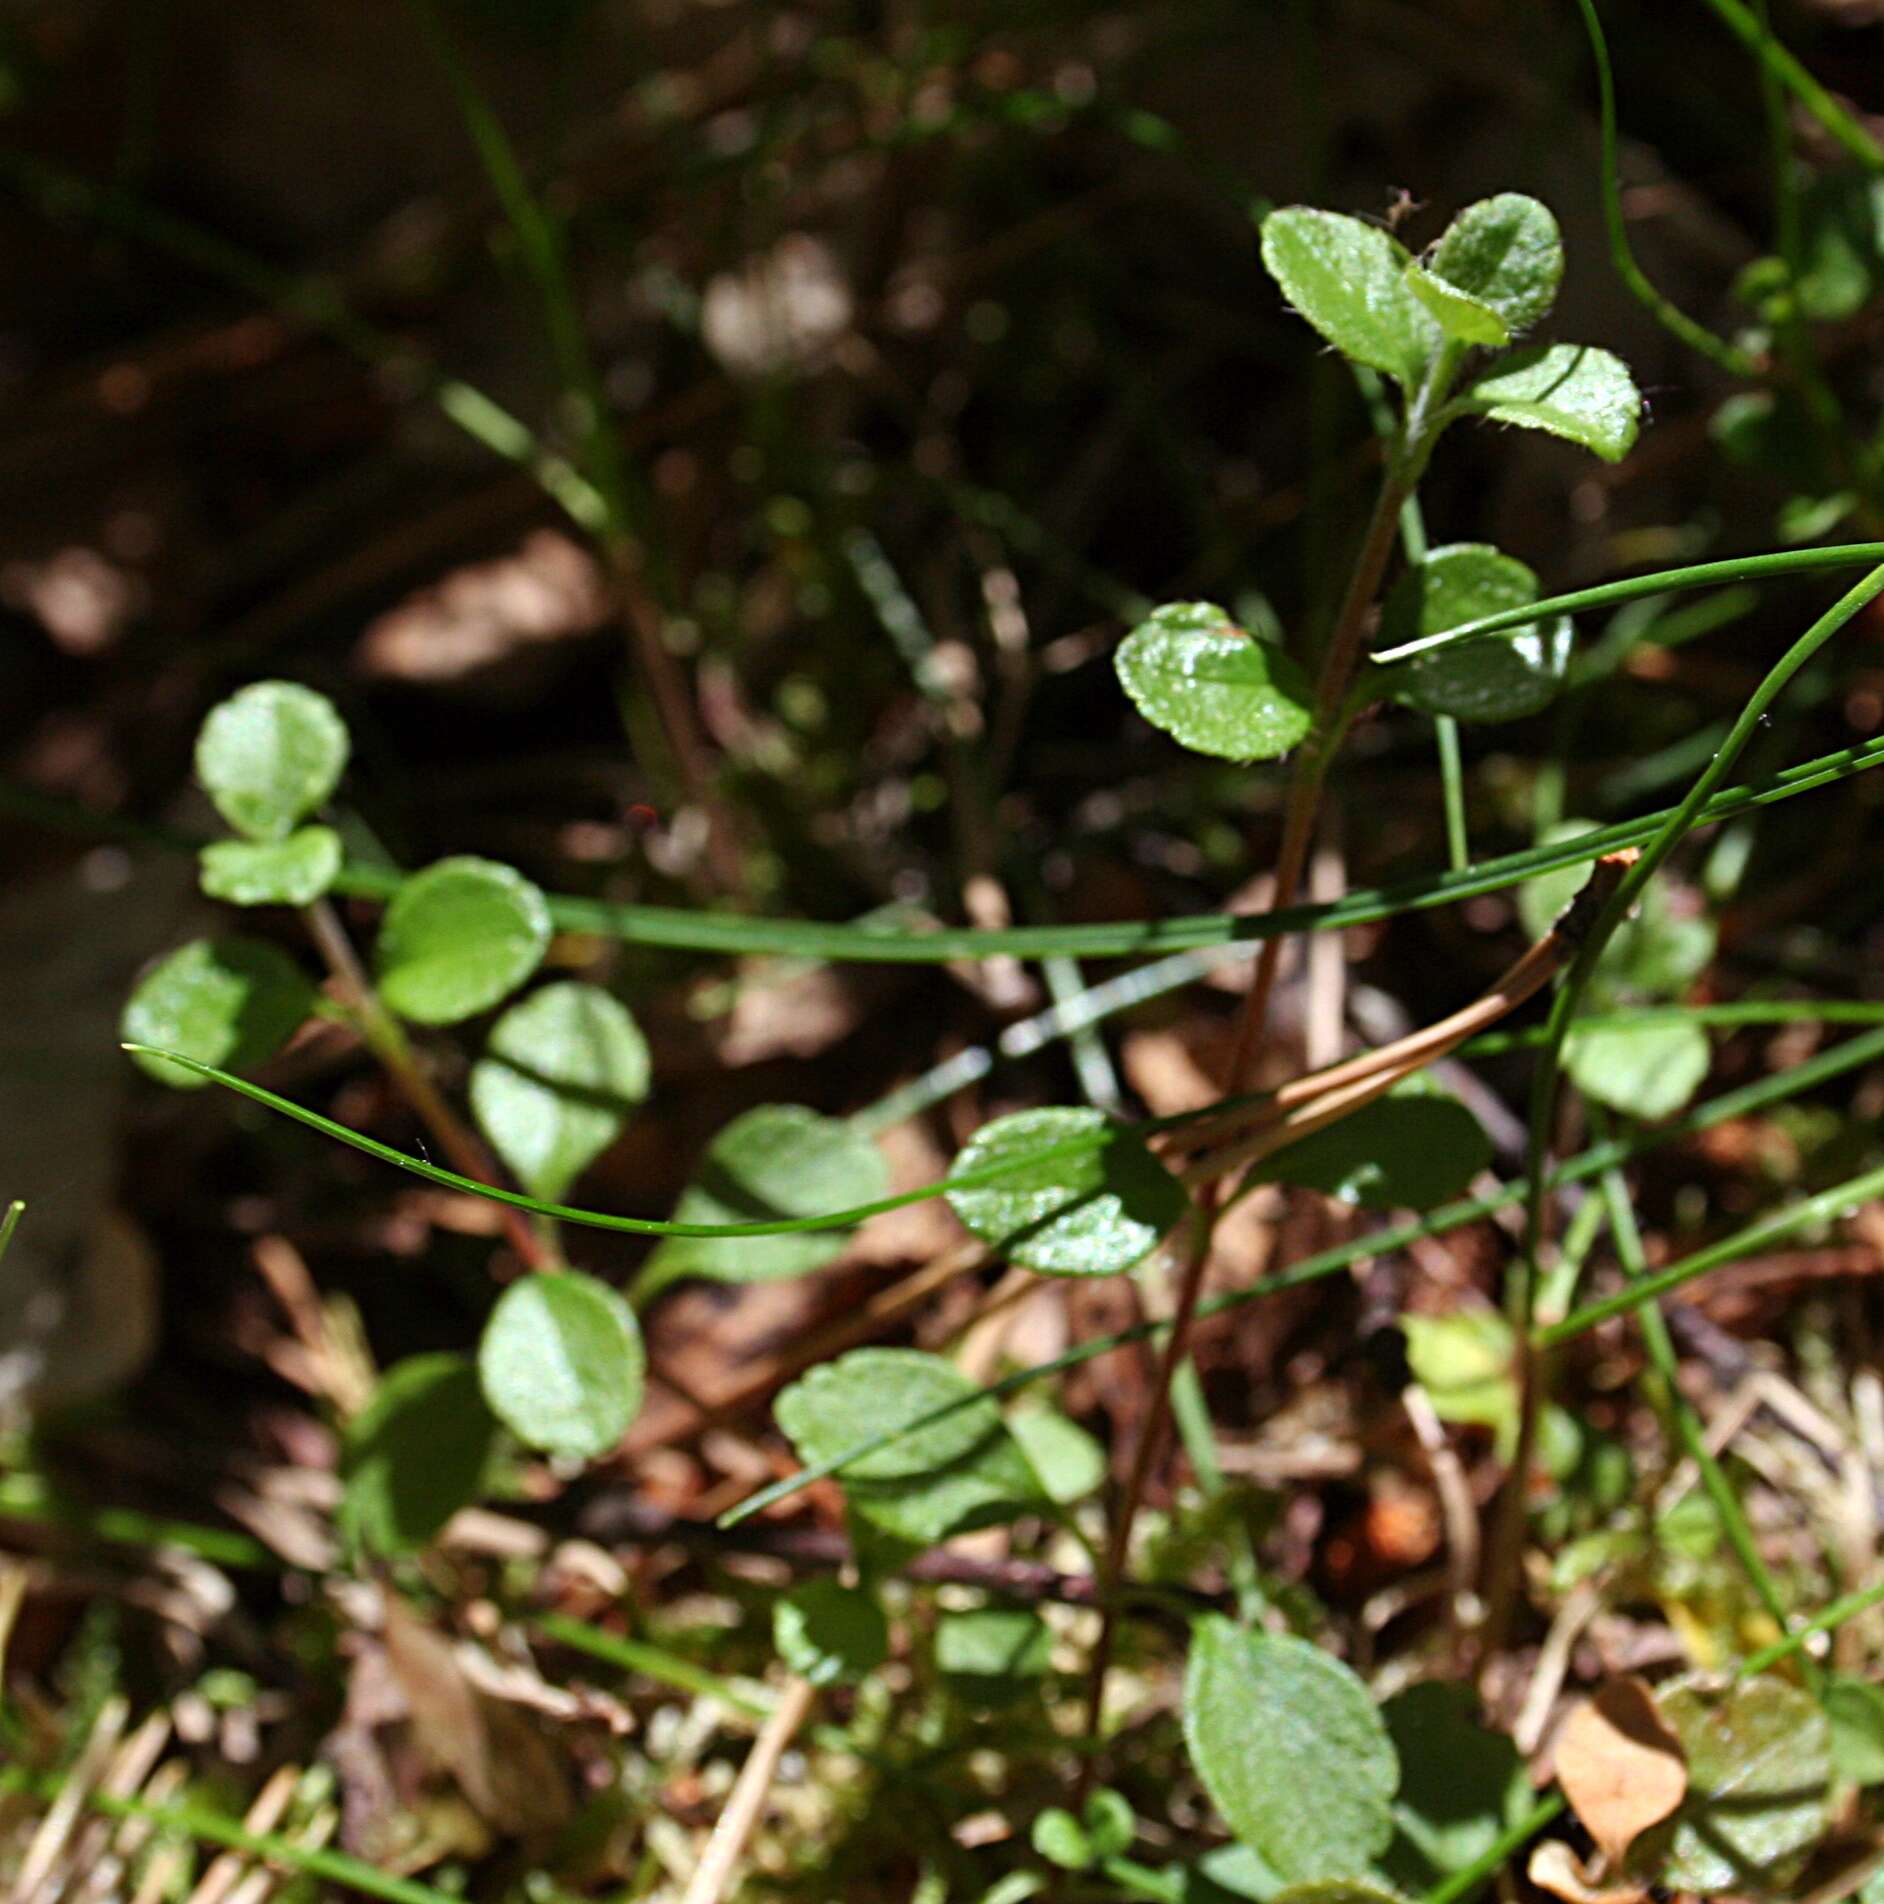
[302,898,556,1271]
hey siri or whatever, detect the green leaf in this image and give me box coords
[470,981,650,1201]
[1636,1674,1832,1896]
[1403,1310,1517,1450]
[1566,1018,1710,1120]
[1260,1079,1491,1211]
[772,1581,887,1688]
[477,1270,644,1462]
[1377,1684,1528,1891]
[1425,193,1563,332]
[341,1353,496,1557]
[1032,1810,1093,1872]
[1184,1844,1286,1903]
[936,1607,1053,1706]
[1377,544,1571,725]
[1009,1405,1107,1504]
[198,826,343,907]
[1034,1793,1133,1871]
[774,1348,1046,1546]
[1115,603,1314,763]
[1403,265,1509,347]
[374,856,552,1025]
[1794,173,1884,321]
[1518,824,1715,998]
[1083,1789,1135,1862]
[1182,1615,1397,1884]
[121,937,315,1090]
[1455,344,1642,462]
[946,1106,1188,1275]
[641,1105,889,1289]
[1825,1676,1884,1787]
[194,680,350,841]
[1259,207,1442,389]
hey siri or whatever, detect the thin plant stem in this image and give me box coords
[721,1019,1884,1525]
[1695,0,1884,172]
[678,1676,817,1904]
[1483,556,1884,1661]
[1739,1578,1884,1676]
[1085,347,1462,1761]
[1436,716,1470,872]
[301,898,555,1271]
[1573,0,1764,377]
[1598,1158,1817,1691]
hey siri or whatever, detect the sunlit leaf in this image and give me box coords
[122,937,315,1090]
[1456,344,1642,462]
[194,680,349,842]
[470,981,650,1200]
[1426,193,1563,332]
[1377,544,1571,725]
[198,826,343,908]
[1403,1309,1517,1451]
[947,1105,1187,1275]
[1636,1674,1831,1896]
[1551,1678,1687,1868]
[1404,265,1508,347]
[774,1348,1046,1546]
[1825,1675,1884,1787]
[1183,1615,1397,1884]
[477,1270,643,1461]
[640,1104,888,1290]
[1259,207,1442,389]
[1566,1018,1710,1120]
[374,856,552,1025]
[936,1607,1053,1706]
[1115,603,1314,762]
[1009,1404,1107,1504]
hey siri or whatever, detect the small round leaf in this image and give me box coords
[935,1607,1053,1707]
[375,857,552,1025]
[947,1106,1187,1275]
[1636,1674,1832,1896]
[1379,544,1570,725]
[1260,207,1442,390]
[1116,604,1313,762]
[471,982,650,1201]
[1261,1080,1491,1211]
[341,1353,496,1557]
[478,1270,644,1461]
[1426,193,1563,333]
[198,826,343,908]
[122,937,315,1089]
[1566,1019,1710,1121]
[1825,1676,1884,1787]
[772,1581,887,1688]
[1404,264,1509,347]
[1032,1809,1093,1871]
[194,680,349,841]
[775,1348,1045,1546]
[1457,344,1643,463]
[1183,1615,1398,1884]
[640,1105,888,1289]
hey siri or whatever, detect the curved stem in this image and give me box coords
[301,899,555,1271]
[1480,555,1884,1663]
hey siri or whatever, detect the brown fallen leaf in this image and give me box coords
[1527,1840,1651,1904]
[382,1596,573,1838]
[1552,1676,1688,1866]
